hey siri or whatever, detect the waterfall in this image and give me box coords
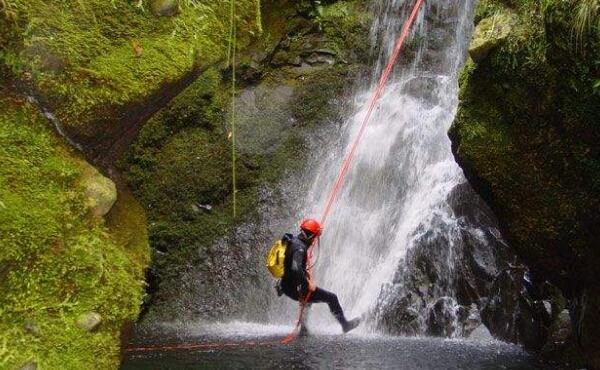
[168,0,512,340]
[284,0,495,335]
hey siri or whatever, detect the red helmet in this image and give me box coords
[300,218,322,237]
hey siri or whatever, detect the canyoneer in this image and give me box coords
[267,219,360,334]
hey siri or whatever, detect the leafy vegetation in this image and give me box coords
[573,0,599,47]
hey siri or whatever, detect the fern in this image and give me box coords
[572,0,599,50]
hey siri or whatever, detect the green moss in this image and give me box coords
[318,1,372,61]
[1,0,262,137]
[452,0,600,285]
[118,65,258,296]
[292,65,363,127]
[0,93,149,369]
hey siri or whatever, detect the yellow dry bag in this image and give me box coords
[266,240,287,278]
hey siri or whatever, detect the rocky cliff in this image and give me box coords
[450,0,600,366]
[1,0,369,366]
[4,0,599,367]
[118,0,372,322]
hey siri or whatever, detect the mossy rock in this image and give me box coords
[1,0,262,166]
[451,0,600,365]
[76,312,102,332]
[0,91,149,368]
[151,0,180,17]
[79,163,117,218]
[469,12,515,62]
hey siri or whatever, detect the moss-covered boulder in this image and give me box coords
[468,12,515,62]
[0,0,262,166]
[450,0,600,366]
[80,164,118,218]
[0,90,149,369]
[151,0,180,17]
[76,312,102,332]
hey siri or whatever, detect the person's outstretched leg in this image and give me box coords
[309,287,360,333]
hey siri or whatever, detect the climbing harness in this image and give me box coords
[125,0,425,353]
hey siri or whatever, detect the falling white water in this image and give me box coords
[296,0,477,332]
[171,0,490,338]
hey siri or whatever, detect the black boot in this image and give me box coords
[342,317,360,333]
[334,312,361,333]
[298,324,311,337]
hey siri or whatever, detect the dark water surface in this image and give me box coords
[121,333,551,370]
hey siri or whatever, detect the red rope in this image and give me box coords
[125,0,425,353]
[320,0,425,227]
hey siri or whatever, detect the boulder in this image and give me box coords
[397,308,423,336]
[76,312,102,332]
[468,12,515,62]
[80,163,117,218]
[469,324,494,342]
[24,319,40,336]
[546,309,572,347]
[151,0,180,17]
[426,297,459,337]
[19,362,37,370]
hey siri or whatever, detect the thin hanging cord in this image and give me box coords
[226,0,234,66]
[229,0,238,218]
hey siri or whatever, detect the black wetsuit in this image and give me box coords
[280,233,346,322]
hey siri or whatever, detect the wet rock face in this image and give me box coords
[127,0,371,322]
[374,182,516,337]
[367,0,536,340]
[374,182,567,346]
[450,0,600,365]
[426,297,460,337]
